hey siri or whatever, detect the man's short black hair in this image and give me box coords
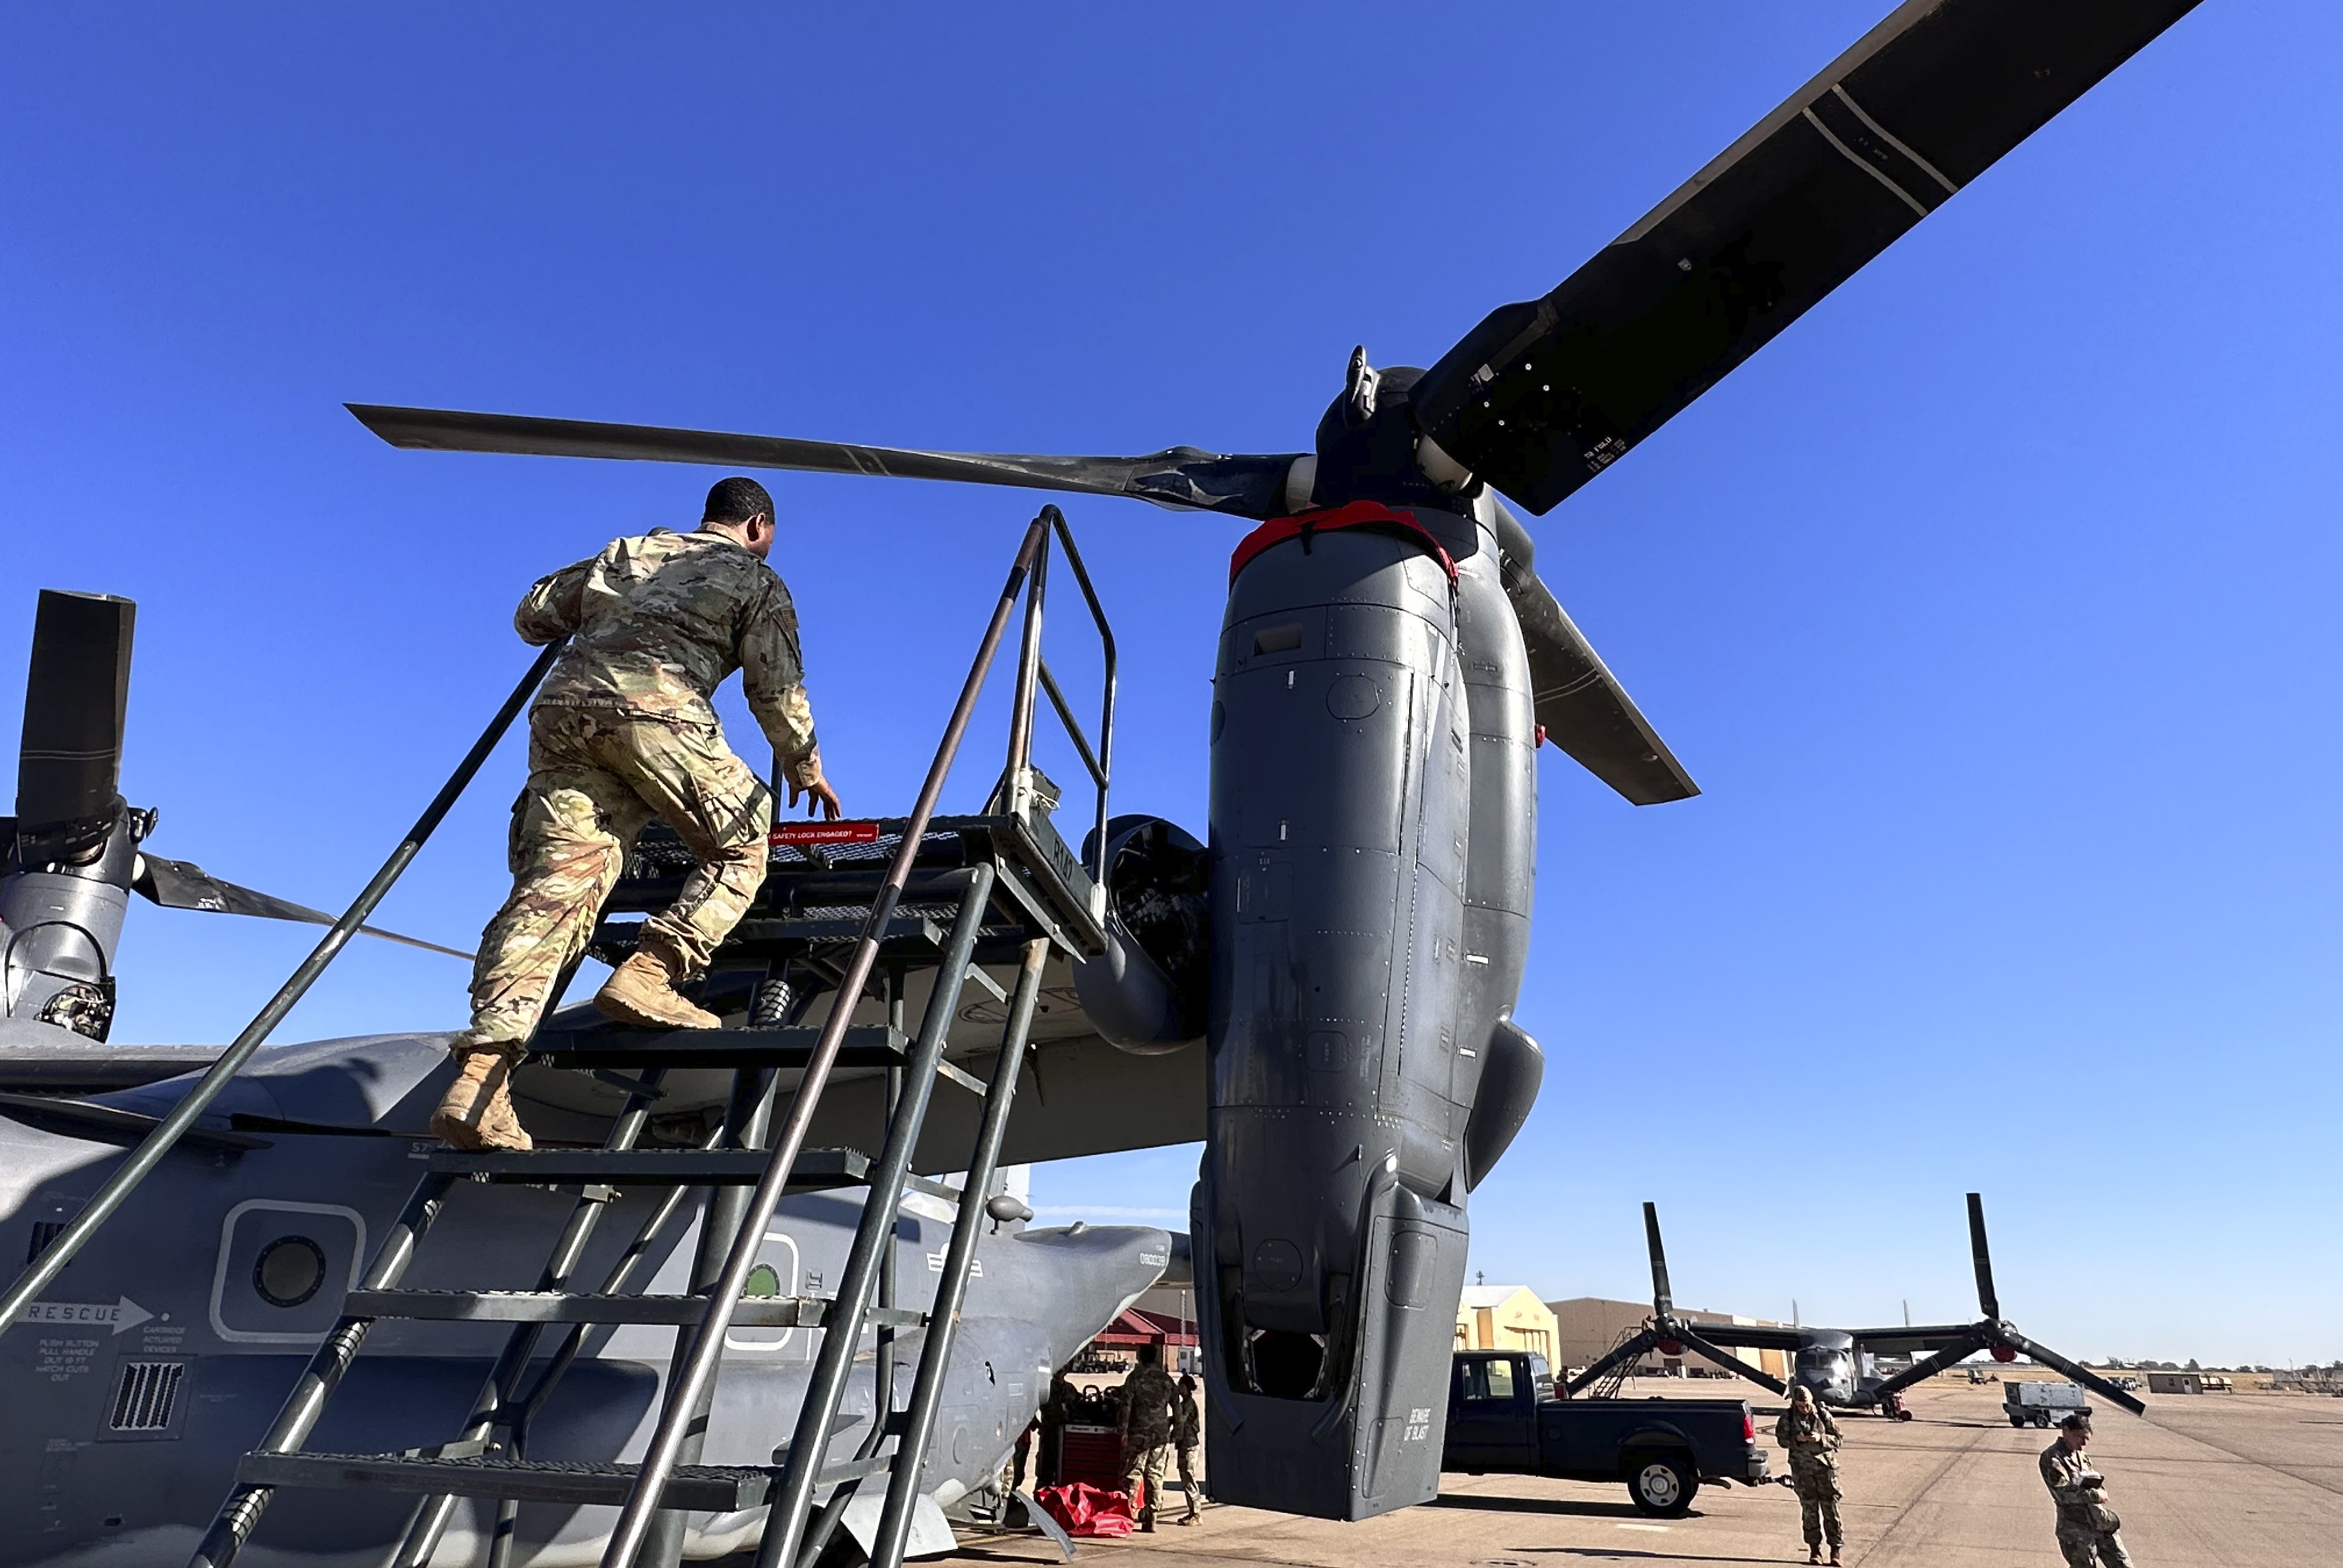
[1135,1344,1161,1367]
[2059,1413,2091,1433]
[704,476,775,524]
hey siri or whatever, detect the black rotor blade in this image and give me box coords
[1499,545,1696,804]
[1673,1324,1789,1395]
[1995,1326,2146,1416]
[1968,1191,2001,1321]
[1565,1327,1662,1396]
[16,590,135,841]
[1413,0,2206,515]
[1864,1330,1991,1402]
[132,855,472,960]
[348,404,1302,520]
[1642,1201,1675,1317]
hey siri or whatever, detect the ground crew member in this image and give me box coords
[1119,1344,1179,1533]
[1172,1371,1203,1525]
[2041,1413,2135,1566]
[1773,1383,1844,1565]
[433,477,843,1150]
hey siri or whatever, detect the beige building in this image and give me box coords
[1455,1286,1559,1359]
[1546,1296,1794,1380]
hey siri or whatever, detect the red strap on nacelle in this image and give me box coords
[1228,500,1459,586]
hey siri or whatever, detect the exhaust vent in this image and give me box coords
[108,1361,184,1433]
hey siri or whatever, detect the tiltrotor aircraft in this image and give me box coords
[1572,1199,2147,1419]
[0,1,2208,1563]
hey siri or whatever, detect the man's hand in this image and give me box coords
[786,758,843,820]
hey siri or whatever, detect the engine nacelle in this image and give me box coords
[1072,815,1208,1054]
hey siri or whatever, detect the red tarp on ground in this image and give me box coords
[1034,1481,1137,1538]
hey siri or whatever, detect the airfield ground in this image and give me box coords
[933,1379,2343,1567]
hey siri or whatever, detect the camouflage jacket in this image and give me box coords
[518,529,819,780]
[1172,1380,1201,1447]
[1773,1401,1842,1464]
[1120,1364,1178,1447]
[2039,1438,2110,1525]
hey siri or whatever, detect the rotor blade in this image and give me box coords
[1565,1327,1662,1395]
[1500,549,1697,805]
[16,590,135,839]
[1864,1330,1991,1402]
[1674,1325,1789,1396]
[1968,1191,2001,1321]
[1642,1201,1675,1316]
[132,855,472,960]
[348,404,1303,519]
[1411,0,2205,515]
[1995,1326,2146,1416]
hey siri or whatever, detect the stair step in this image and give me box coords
[431,1147,870,1189]
[901,1174,963,1204]
[236,1452,778,1510]
[728,912,946,946]
[346,1289,927,1329]
[532,1024,909,1070]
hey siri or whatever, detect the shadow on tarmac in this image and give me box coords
[1428,1494,1674,1520]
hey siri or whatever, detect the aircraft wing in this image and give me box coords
[1849,1323,1992,1356]
[1681,1322,1805,1352]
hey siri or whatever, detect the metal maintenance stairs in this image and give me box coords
[185,508,1117,1568]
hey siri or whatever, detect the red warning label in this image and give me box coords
[771,821,882,846]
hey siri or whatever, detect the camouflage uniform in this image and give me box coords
[1774,1397,1844,1556]
[463,528,821,1053]
[2041,1437,2134,1567]
[1172,1373,1203,1521]
[1120,1361,1179,1524]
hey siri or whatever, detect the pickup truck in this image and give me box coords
[1444,1350,1771,1516]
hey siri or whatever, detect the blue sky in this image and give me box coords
[4,3,2335,1366]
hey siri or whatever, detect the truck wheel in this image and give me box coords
[2008,1414,2025,1428]
[1626,1452,1698,1517]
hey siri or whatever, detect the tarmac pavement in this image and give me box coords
[940,1380,2343,1567]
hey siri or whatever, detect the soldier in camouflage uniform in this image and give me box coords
[1119,1344,1180,1533]
[2041,1414,2134,1567]
[1773,1383,1844,1565]
[433,477,843,1150]
[1172,1371,1203,1524]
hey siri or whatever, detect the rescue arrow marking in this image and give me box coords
[15,1296,154,1335]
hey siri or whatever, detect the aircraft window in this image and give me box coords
[744,1264,783,1298]
[253,1236,327,1308]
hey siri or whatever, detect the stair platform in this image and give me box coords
[430,1147,870,1189]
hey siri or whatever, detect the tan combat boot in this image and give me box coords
[431,1047,533,1151]
[594,944,721,1031]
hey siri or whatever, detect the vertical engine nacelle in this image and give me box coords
[1196,498,1532,1520]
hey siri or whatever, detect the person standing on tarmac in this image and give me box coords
[1774,1383,1844,1565]
[433,477,843,1150]
[1172,1372,1204,1525]
[2041,1413,2136,1566]
[1119,1345,1180,1533]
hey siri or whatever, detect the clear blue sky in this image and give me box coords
[3,3,2334,1367]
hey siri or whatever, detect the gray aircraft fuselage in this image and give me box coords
[0,1034,1169,1568]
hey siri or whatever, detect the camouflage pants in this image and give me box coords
[2058,1524,2133,1567]
[464,708,772,1050]
[1175,1442,1201,1513]
[1124,1438,1170,1509]
[1791,1458,1842,1548]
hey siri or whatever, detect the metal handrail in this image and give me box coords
[998,505,1117,887]
[595,512,1053,1568]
